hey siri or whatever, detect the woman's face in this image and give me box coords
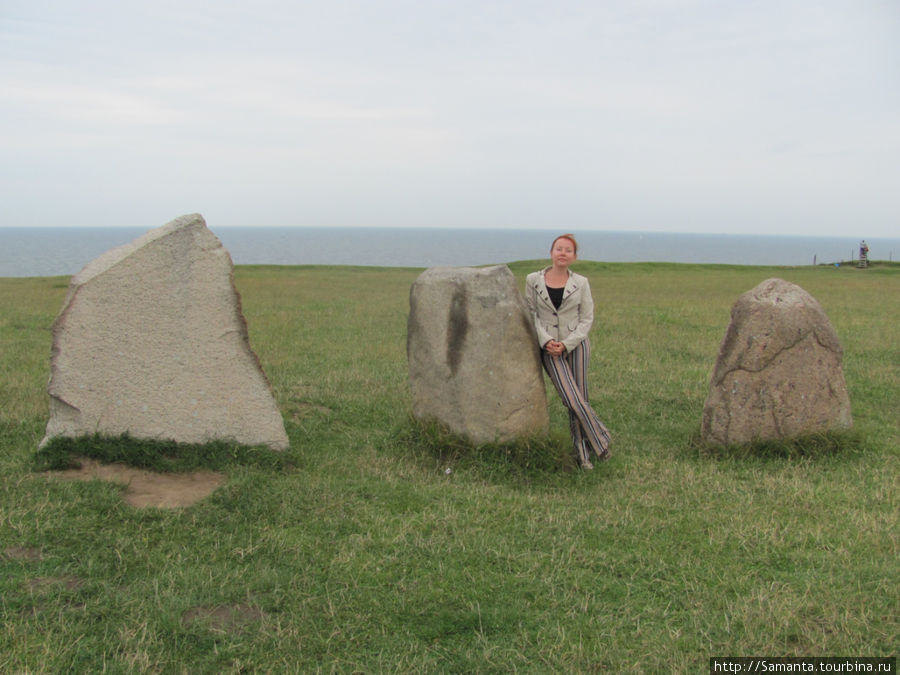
[551,237,577,267]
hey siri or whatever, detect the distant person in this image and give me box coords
[524,234,611,469]
[860,240,869,262]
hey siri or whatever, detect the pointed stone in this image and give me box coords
[701,278,853,445]
[41,214,289,450]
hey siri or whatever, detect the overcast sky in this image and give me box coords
[2,0,898,236]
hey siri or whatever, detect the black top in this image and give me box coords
[546,285,564,310]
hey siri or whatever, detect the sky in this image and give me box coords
[1,0,898,236]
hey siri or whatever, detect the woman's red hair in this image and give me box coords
[550,234,578,255]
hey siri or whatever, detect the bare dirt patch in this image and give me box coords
[3,546,43,561]
[27,575,84,592]
[181,603,265,633]
[46,458,225,508]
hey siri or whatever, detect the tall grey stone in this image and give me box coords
[701,278,853,445]
[407,265,549,443]
[41,214,289,450]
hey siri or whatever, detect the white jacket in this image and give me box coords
[524,268,595,352]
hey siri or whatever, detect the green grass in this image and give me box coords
[1,261,897,672]
[32,434,296,473]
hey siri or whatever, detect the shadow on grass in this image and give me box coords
[394,417,587,484]
[33,433,296,473]
[686,429,865,462]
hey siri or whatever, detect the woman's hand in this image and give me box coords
[544,340,566,356]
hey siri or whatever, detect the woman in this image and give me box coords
[525,234,611,468]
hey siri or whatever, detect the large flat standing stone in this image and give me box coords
[701,278,853,445]
[407,265,549,444]
[41,214,289,450]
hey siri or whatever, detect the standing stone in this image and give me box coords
[701,278,853,445]
[41,214,289,450]
[407,265,549,444]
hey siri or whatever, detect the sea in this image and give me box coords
[0,227,895,278]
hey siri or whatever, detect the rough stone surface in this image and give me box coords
[41,213,289,450]
[407,265,549,443]
[701,278,853,445]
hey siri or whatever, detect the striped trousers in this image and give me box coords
[541,339,611,465]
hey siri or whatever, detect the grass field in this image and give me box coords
[1,260,897,672]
